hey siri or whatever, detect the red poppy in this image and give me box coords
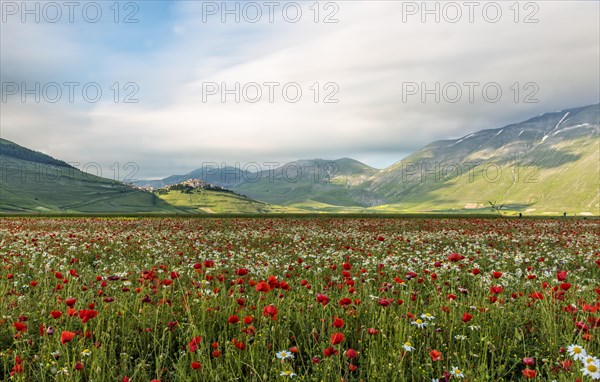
[13,322,27,333]
[522,357,534,366]
[190,361,201,370]
[65,297,77,307]
[333,317,344,328]
[429,349,443,361]
[317,294,330,306]
[367,328,379,335]
[556,270,567,281]
[588,316,600,328]
[529,292,544,300]
[323,347,338,357]
[347,348,358,358]
[255,281,270,293]
[228,315,240,324]
[492,271,503,279]
[560,283,571,291]
[461,313,473,323]
[448,253,464,262]
[339,298,352,306]
[79,310,98,323]
[11,356,23,375]
[330,332,345,345]
[233,340,245,350]
[188,336,202,352]
[564,305,578,314]
[262,305,278,320]
[560,359,573,370]
[575,321,590,332]
[522,368,536,378]
[378,298,391,307]
[61,331,76,344]
[490,285,503,294]
[267,275,280,288]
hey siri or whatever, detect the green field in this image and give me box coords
[154,189,303,214]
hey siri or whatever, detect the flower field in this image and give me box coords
[1,217,599,381]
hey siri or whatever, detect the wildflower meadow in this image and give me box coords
[1,217,599,381]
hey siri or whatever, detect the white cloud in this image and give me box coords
[2,1,599,177]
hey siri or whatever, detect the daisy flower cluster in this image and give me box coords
[567,345,600,380]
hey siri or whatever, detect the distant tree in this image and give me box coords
[488,201,504,215]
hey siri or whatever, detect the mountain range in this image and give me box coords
[2,104,599,214]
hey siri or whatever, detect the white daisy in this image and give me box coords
[276,350,294,360]
[451,366,464,378]
[584,355,600,365]
[581,360,600,380]
[410,319,428,328]
[421,313,436,321]
[280,370,297,378]
[403,341,415,351]
[567,344,587,361]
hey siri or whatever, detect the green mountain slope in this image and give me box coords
[0,139,187,213]
[136,166,250,189]
[139,104,599,215]
[6,104,597,215]
[0,139,293,214]
[370,104,600,214]
[137,158,383,208]
[232,158,384,207]
[0,157,175,214]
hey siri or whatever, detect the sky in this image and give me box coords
[1,0,599,180]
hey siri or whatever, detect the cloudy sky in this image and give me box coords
[1,1,599,179]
